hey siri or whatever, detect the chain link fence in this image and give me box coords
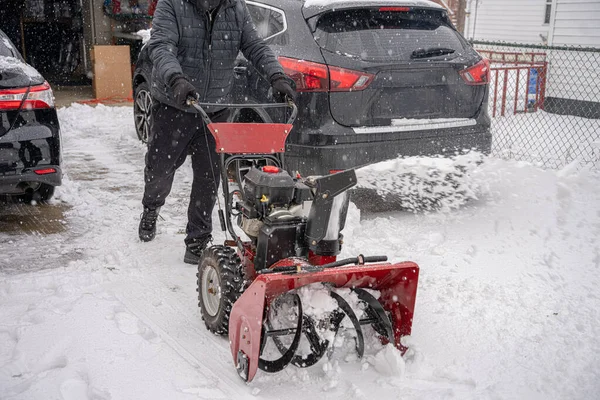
[471,40,600,170]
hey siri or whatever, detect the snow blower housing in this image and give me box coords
[191,101,419,382]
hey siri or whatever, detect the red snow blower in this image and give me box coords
[190,100,419,382]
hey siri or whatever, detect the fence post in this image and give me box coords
[514,69,521,114]
[539,61,548,111]
[493,69,499,117]
[534,67,540,112]
[501,70,509,116]
[524,68,531,113]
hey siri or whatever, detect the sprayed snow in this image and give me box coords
[355,151,484,212]
[0,104,599,399]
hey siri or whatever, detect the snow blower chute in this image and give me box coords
[190,100,419,382]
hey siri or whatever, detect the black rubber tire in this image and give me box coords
[196,245,245,335]
[133,80,152,143]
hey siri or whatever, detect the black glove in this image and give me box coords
[171,76,198,107]
[271,75,297,103]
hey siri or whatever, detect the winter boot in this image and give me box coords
[139,207,161,242]
[184,235,212,265]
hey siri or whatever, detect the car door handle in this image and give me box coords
[233,66,248,75]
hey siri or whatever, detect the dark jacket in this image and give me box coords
[148,0,284,111]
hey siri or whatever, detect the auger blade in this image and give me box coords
[257,288,390,372]
[258,293,303,373]
[271,315,329,368]
[353,288,394,342]
[329,291,365,358]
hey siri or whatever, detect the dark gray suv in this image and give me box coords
[133,0,491,175]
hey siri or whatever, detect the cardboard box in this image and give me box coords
[91,45,133,100]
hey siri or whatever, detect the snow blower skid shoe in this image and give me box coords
[189,100,419,383]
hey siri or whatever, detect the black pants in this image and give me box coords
[142,102,229,245]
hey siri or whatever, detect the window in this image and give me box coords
[0,34,18,58]
[247,2,286,40]
[544,0,552,24]
[314,8,465,61]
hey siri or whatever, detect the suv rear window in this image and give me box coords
[313,8,465,61]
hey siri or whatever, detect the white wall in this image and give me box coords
[546,1,600,102]
[465,0,600,48]
[464,0,551,44]
[549,0,600,47]
[466,0,600,105]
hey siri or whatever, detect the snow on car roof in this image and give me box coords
[302,0,445,14]
[0,56,43,81]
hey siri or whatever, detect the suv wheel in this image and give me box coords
[134,81,152,143]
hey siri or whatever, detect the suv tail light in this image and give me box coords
[34,168,57,175]
[459,59,490,85]
[0,81,55,110]
[279,57,375,92]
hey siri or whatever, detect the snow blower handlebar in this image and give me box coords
[187,98,298,127]
[186,98,298,251]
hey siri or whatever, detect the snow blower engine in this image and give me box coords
[190,100,419,382]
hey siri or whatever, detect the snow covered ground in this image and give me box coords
[1,104,599,399]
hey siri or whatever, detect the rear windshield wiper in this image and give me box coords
[3,77,32,137]
[411,47,455,59]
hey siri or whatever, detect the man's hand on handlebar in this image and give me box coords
[171,75,199,107]
[271,74,297,103]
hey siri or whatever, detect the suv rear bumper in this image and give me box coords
[0,111,62,194]
[0,166,62,195]
[285,127,491,175]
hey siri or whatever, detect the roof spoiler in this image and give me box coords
[302,0,445,19]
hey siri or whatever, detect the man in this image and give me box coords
[139,0,296,264]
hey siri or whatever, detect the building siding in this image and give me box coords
[550,0,600,47]
[465,0,600,47]
[466,0,600,107]
[464,0,550,44]
[547,1,600,103]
